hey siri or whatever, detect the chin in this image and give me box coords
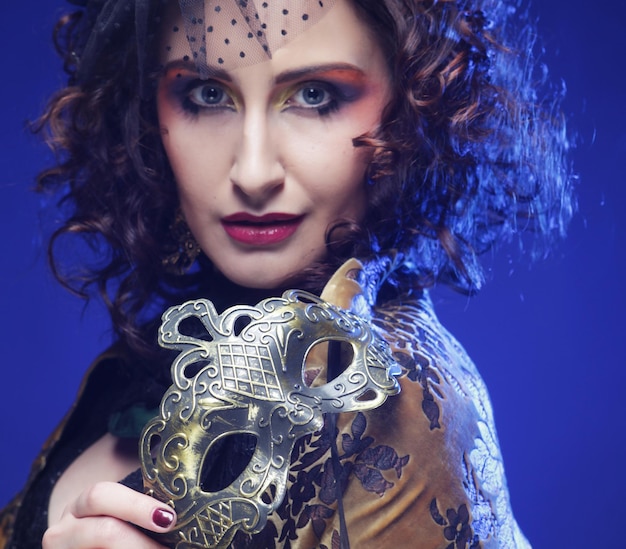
[213,251,323,292]
[221,268,294,292]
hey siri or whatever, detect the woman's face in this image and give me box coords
[157,0,391,289]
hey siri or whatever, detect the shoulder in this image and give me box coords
[371,292,531,548]
[373,292,493,425]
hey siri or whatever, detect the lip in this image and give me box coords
[221,212,304,246]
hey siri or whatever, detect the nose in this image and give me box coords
[229,110,285,204]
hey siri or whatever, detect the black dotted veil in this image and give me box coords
[68,0,337,86]
[174,1,335,76]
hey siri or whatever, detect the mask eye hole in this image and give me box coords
[199,433,258,493]
[261,483,277,505]
[233,314,252,336]
[303,339,354,387]
[182,359,210,379]
[179,316,214,342]
[356,389,377,402]
[145,433,162,466]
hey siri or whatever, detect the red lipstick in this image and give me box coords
[221,213,303,246]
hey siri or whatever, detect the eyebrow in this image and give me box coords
[274,63,366,84]
[162,59,233,82]
[163,59,365,84]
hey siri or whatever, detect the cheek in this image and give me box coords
[279,128,370,226]
[283,120,370,178]
[158,90,232,175]
[159,119,230,204]
[158,100,192,181]
[317,138,371,192]
[161,137,219,231]
[337,149,370,216]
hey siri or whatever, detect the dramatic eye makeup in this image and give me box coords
[186,80,234,110]
[279,80,362,117]
[159,60,237,116]
[276,65,367,117]
[160,74,237,116]
[159,61,369,118]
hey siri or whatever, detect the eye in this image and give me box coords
[291,84,333,108]
[298,86,330,106]
[187,81,233,109]
[286,82,339,115]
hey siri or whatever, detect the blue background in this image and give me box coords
[1,2,624,547]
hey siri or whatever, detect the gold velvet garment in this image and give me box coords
[229,259,530,548]
[0,259,530,548]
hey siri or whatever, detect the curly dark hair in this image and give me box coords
[36,0,573,355]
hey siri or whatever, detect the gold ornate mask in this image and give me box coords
[140,289,400,548]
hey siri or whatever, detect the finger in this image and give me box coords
[68,481,176,533]
[43,515,170,549]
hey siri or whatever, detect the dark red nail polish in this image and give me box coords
[153,507,175,528]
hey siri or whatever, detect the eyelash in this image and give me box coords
[285,82,342,116]
[175,79,347,118]
[181,80,233,115]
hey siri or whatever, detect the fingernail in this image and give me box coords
[153,507,175,528]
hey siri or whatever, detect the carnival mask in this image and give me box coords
[140,289,400,548]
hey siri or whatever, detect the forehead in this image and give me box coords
[160,0,342,72]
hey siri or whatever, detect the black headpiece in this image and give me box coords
[67,0,336,86]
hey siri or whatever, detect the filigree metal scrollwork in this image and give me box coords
[140,290,400,548]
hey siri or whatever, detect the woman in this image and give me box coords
[0,0,572,547]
